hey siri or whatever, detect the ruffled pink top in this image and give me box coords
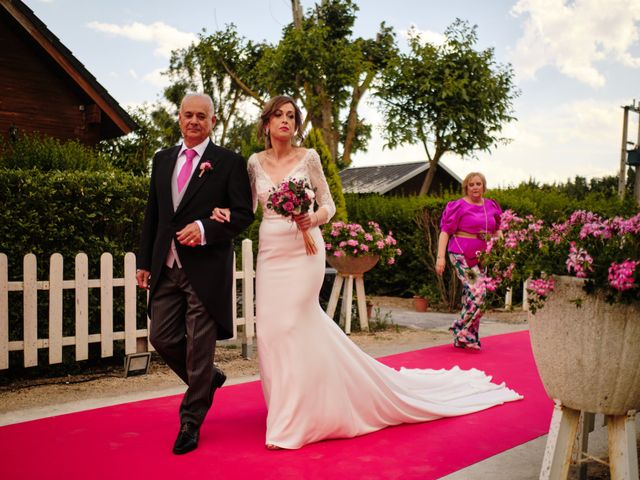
[440,198,502,267]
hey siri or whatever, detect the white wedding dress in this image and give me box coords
[247,149,522,449]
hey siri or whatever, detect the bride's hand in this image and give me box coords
[293,213,312,231]
[210,207,231,223]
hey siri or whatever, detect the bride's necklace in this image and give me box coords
[266,147,296,165]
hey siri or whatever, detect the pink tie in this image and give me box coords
[177,149,197,193]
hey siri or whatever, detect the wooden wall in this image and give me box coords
[0,8,107,145]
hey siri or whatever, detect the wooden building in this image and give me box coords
[0,0,136,145]
[339,161,462,196]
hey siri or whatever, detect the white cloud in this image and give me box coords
[86,21,197,58]
[400,24,446,46]
[473,98,624,185]
[352,97,625,186]
[142,68,171,88]
[510,0,640,87]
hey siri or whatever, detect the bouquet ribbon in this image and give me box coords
[300,228,317,255]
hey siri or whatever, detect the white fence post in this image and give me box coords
[241,239,255,359]
[100,253,114,358]
[23,254,38,367]
[504,287,513,310]
[75,253,89,361]
[0,253,8,369]
[49,253,63,364]
[522,279,530,312]
[123,252,140,353]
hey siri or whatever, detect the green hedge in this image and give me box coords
[0,169,149,370]
[0,134,115,172]
[0,169,147,263]
[343,187,637,308]
[490,185,637,221]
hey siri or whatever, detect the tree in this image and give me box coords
[303,128,348,221]
[375,19,518,195]
[166,0,397,168]
[273,0,396,168]
[163,26,263,147]
[98,105,164,175]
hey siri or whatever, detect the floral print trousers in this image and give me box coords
[448,253,486,349]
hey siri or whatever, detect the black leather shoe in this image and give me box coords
[173,423,199,455]
[209,367,227,405]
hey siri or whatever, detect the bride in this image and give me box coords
[212,95,522,450]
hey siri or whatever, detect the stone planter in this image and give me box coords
[326,255,379,275]
[528,275,640,415]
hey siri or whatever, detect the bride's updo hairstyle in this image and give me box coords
[257,95,304,148]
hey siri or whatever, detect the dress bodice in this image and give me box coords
[247,149,336,220]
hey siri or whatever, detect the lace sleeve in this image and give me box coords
[307,149,336,224]
[247,154,259,213]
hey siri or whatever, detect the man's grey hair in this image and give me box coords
[180,93,215,115]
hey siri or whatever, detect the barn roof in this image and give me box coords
[339,161,462,194]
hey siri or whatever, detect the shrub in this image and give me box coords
[0,133,115,172]
[0,169,149,369]
[344,194,448,298]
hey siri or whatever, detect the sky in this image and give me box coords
[23,0,640,187]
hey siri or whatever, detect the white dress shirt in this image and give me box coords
[165,137,210,268]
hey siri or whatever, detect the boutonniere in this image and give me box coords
[198,161,212,177]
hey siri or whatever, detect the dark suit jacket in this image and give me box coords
[137,140,254,340]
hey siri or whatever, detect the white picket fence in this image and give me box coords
[504,279,530,311]
[0,239,255,370]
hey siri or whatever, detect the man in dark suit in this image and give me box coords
[136,93,254,455]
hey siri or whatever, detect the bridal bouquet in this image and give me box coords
[266,177,317,255]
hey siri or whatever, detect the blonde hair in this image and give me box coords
[257,95,303,148]
[462,172,487,194]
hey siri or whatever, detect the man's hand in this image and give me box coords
[136,269,150,289]
[176,222,202,247]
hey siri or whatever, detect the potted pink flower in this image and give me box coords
[480,209,640,417]
[481,209,640,312]
[323,221,401,274]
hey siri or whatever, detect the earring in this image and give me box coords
[265,128,270,137]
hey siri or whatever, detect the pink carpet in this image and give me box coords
[0,331,552,480]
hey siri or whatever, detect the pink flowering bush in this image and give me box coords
[324,221,402,265]
[480,209,640,312]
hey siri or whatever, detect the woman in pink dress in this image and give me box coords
[213,98,521,450]
[436,172,502,350]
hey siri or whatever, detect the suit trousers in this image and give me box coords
[150,265,218,427]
